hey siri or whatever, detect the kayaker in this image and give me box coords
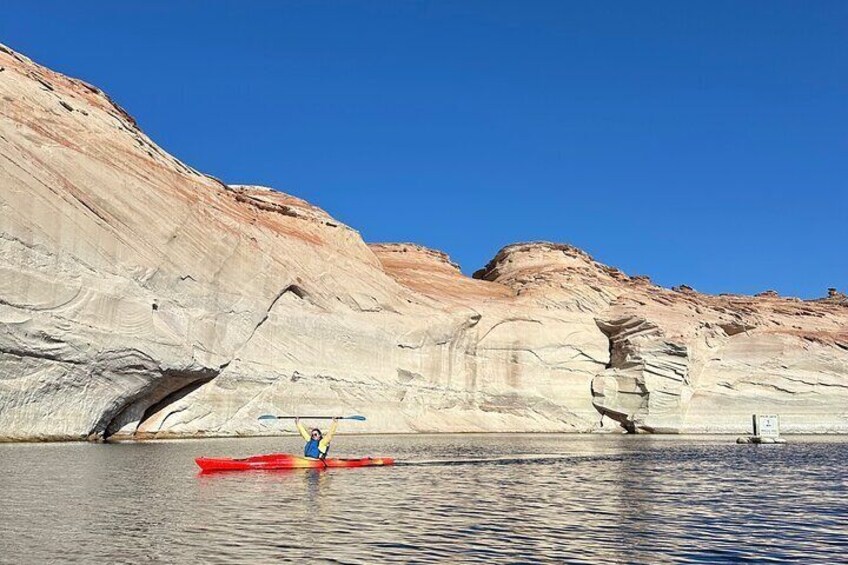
[296,417,338,459]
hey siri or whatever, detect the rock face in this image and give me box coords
[477,243,848,432]
[1,44,846,441]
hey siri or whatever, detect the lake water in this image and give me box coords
[1,434,846,563]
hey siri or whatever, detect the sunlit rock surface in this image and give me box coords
[473,243,848,432]
[1,44,846,440]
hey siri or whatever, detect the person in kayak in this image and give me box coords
[296,417,338,459]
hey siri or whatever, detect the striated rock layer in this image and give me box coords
[473,243,848,433]
[1,44,846,441]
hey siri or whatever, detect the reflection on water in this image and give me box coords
[1,435,846,563]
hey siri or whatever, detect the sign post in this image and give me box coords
[738,414,785,444]
[753,414,780,438]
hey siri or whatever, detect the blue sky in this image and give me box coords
[3,1,845,297]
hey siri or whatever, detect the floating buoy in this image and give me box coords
[736,436,786,444]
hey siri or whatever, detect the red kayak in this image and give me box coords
[195,453,394,472]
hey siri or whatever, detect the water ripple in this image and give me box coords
[0,435,846,563]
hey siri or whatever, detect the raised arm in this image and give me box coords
[295,417,311,441]
[320,418,339,448]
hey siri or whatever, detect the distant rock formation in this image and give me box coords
[824,288,848,304]
[1,43,847,441]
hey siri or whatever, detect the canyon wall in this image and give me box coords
[1,44,846,441]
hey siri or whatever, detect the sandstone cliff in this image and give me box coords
[472,243,848,433]
[1,44,846,441]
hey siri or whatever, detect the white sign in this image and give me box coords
[754,414,780,437]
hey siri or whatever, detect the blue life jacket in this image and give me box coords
[304,438,327,459]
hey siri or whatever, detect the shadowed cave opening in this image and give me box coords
[136,377,214,434]
[101,369,218,440]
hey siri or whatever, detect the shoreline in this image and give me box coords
[3,430,848,446]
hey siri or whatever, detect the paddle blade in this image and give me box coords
[258,414,278,421]
[345,415,367,421]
